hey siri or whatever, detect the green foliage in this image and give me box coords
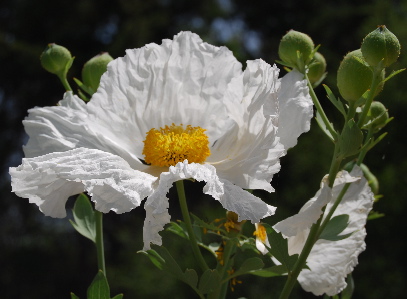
[319,214,353,241]
[71,271,123,299]
[262,225,299,273]
[338,119,363,158]
[198,269,221,294]
[69,194,96,243]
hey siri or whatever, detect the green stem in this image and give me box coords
[305,73,337,138]
[357,67,383,128]
[279,91,359,298]
[57,73,72,91]
[95,211,106,275]
[278,216,323,299]
[175,180,209,273]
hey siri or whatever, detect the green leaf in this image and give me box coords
[367,210,385,220]
[73,77,96,96]
[87,271,110,299]
[266,228,299,272]
[111,295,123,299]
[319,214,352,241]
[232,257,264,278]
[140,246,200,292]
[71,293,80,299]
[315,111,335,142]
[248,265,288,277]
[138,249,165,270]
[338,119,363,158]
[166,221,189,239]
[323,84,346,117]
[383,68,405,83]
[198,269,221,294]
[340,274,354,299]
[184,269,199,289]
[69,194,96,243]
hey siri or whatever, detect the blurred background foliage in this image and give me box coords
[1,0,406,298]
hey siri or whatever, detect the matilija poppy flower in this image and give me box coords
[9,31,312,250]
[255,166,374,296]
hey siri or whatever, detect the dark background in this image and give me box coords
[1,0,406,298]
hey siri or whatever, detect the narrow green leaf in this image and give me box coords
[323,84,346,117]
[111,294,123,299]
[87,271,110,299]
[138,249,165,270]
[198,269,221,294]
[367,211,385,220]
[73,77,95,95]
[71,292,80,299]
[69,193,96,243]
[166,221,188,239]
[248,265,288,277]
[232,257,264,278]
[315,111,335,142]
[320,214,351,241]
[383,68,405,83]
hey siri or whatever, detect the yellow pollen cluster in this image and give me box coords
[143,123,210,167]
[253,224,267,243]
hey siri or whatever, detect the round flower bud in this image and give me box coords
[278,30,314,70]
[337,49,372,102]
[82,52,113,92]
[308,52,327,85]
[366,101,389,131]
[40,43,72,75]
[361,25,401,67]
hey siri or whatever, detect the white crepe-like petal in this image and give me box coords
[277,166,374,296]
[274,170,360,238]
[143,160,276,250]
[10,148,157,217]
[277,70,313,150]
[212,60,285,192]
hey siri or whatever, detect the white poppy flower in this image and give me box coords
[273,166,374,296]
[10,31,312,250]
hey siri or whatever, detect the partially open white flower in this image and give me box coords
[273,166,374,296]
[10,32,312,249]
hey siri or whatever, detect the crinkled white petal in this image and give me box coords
[23,92,146,171]
[277,70,313,150]
[211,60,285,192]
[91,31,242,157]
[273,170,360,238]
[277,166,374,296]
[143,160,276,250]
[10,148,157,218]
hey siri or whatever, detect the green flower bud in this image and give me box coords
[366,101,389,131]
[361,25,401,67]
[278,30,314,71]
[82,52,113,92]
[337,49,372,102]
[308,52,327,85]
[40,43,73,75]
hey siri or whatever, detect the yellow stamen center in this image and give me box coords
[253,224,267,243]
[143,123,210,167]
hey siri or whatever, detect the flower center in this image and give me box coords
[142,123,210,167]
[253,224,267,243]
